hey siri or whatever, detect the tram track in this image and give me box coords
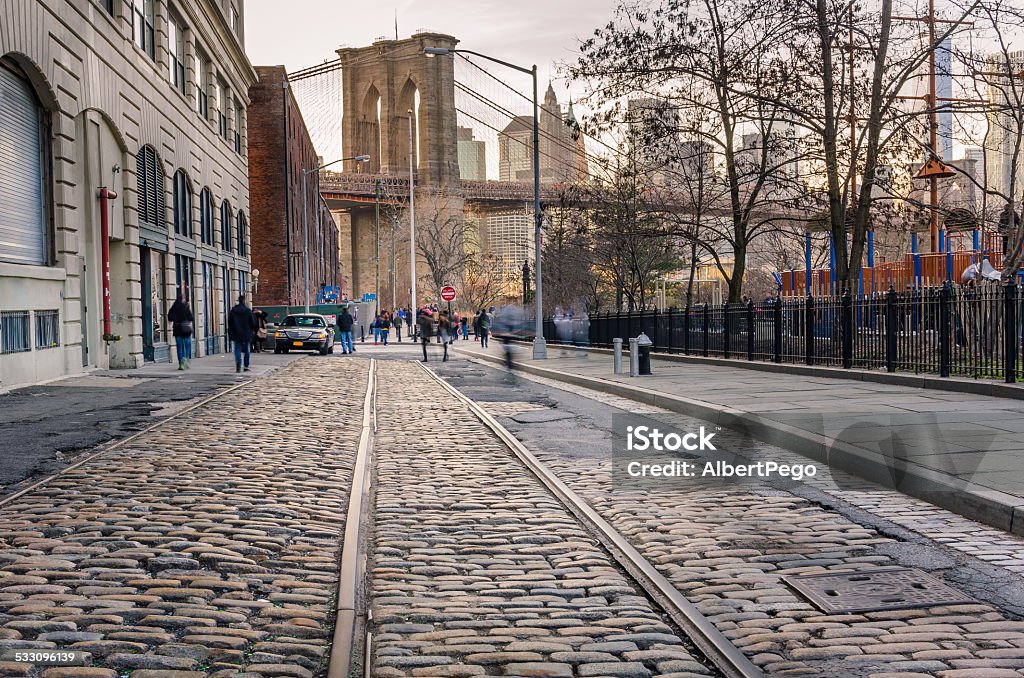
[416,360,764,678]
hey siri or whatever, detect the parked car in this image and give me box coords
[272,314,335,355]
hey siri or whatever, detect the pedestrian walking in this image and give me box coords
[472,312,481,343]
[438,311,452,362]
[337,306,355,354]
[372,315,382,345]
[380,314,391,346]
[395,308,403,342]
[478,308,491,348]
[406,309,414,340]
[252,309,268,353]
[418,309,434,361]
[167,295,193,370]
[460,315,469,340]
[228,294,257,373]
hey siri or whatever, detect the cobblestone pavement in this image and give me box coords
[369,360,717,678]
[441,358,1024,678]
[0,358,366,678]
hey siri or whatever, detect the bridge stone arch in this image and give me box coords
[357,84,381,172]
[338,32,460,189]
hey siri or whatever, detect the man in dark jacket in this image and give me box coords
[417,309,434,362]
[337,307,355,354]
[167,295,194,371]
[228,295,257,373]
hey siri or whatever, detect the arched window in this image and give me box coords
[137,145,165,230]
[0,60,50,265]
[199,188,214,245]
[172,170,191,237]
[236,211,247,257]
[220,200,232,253]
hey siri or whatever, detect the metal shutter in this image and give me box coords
[137,146,165,229]
[0,65,46,265]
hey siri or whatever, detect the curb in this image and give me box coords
[459,347,1024,538]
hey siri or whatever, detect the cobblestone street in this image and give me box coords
[4,349,1024,678]
[0,358,366,678]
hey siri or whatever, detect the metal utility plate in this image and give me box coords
[782,567,974,614]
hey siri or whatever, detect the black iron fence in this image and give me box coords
[541,281,1024,383]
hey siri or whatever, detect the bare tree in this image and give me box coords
[570,0,809,303]
[414,191,472,304]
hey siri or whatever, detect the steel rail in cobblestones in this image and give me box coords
[417,361,764,678]
[328,358,377,678]
[0,378,257,509]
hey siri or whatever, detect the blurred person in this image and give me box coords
[478,308,491,348]
[418,309,434,361]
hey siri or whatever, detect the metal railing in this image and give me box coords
[543,281,1024,383]
[1,311,31,354]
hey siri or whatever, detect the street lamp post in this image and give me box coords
[424,46,547,359]
[301,154,370,312]
[374,179,381,313]
[408,110,417,319]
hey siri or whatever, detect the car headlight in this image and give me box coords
[274,331,286,338]
[314,331,327,338]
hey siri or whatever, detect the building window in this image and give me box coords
[168,15,186,95]
[0,311,31,354]
[217,79,229,140]
[220,200,233,253]
[34,310,60,349]
[136,145,166,230]
[195,47,210,119]
[0,62,50,266]
[233,101,243,154]
[200,188,214,246]
[230,5,239,34]
[132,0,155,60]
[236,211,247,256]
[100,0,114,15]
[172,170,192,237]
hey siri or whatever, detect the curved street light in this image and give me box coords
[424,46,547,359]
[302,155,370,312]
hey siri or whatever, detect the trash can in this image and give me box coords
[637,332,653,375]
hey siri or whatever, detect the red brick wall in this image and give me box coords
[248,66,341,308]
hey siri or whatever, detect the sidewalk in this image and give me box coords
[455,341,1024,536]
[0,350,302,495]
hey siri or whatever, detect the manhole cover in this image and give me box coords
[782,567,974,614]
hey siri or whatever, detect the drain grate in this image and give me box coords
[782,567,975,614]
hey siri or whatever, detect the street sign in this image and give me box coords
[440,286,457,302]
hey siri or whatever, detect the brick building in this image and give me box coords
[248,65,340,308]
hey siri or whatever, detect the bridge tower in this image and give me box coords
[338,32,461,189]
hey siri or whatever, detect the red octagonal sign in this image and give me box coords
[440,286,457,302]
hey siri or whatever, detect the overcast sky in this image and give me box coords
[243,0,617,100]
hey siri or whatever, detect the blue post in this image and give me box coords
[805,233,812,294]
[867,229,875,293]
[829,233,836,294]
[946,231,954,282]
[911,232,921,288]
[790,268,796,293]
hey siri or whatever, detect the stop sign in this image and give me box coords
[440,286,457,302]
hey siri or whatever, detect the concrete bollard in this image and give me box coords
[629,337,639,377]
[613,338,623,374]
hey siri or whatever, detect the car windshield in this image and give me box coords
[283,316,325,328]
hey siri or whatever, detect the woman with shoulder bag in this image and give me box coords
[168,295,194,370]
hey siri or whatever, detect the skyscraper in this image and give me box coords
[457,126,486,180]
[497,84,582,183]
